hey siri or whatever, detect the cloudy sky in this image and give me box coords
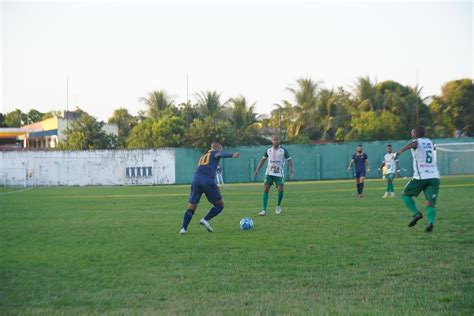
[1,0,472,120]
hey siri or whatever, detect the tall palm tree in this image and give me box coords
[352,76,378,111]
[285,77,321,139]
[226,96,265,145]
[140,90,174,119]
[195,91,224,119]
[314,88,352,141]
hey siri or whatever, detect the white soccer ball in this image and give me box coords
[239,217,254,231]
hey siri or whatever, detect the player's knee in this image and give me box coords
[188,204,197,211]
[425,201,434,207]
[214,200,224,209]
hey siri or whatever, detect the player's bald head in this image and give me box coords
[211,142,222,150]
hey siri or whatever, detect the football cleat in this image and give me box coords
[425,223,434,233]
[275,206,282,214]
[390,192,395,197]
[382,192,389,198]
[179,228,187,235]
[408,212,423,227]
[199,218,214,233]
[258,210,266,216]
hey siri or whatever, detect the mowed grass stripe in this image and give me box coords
[19,182,474,199]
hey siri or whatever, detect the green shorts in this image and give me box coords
[386,173,395,180]
[403,178,440,205]
[264,175,284,187]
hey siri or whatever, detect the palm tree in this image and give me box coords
[140,90,174,119]
[352,76,378,111]
[195,91,224,119]
[314,88,352,141]
[285,77,321,139]
[226,96,265,145]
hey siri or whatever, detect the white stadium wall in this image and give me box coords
[0,149,176,186]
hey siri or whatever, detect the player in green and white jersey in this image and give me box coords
[395,126,440,233]
[379,144,400,198]
[254,135,294,216]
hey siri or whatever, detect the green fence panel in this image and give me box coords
[174,138,474,184]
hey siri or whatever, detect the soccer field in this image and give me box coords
[1,176,473,314]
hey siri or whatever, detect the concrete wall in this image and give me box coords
[0,149,175,186]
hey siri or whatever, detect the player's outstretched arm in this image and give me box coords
[216,152,239,159]
[395,141,417,157]
[366,159,370,174]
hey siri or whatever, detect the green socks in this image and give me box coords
[262,191,269,211]
[427,206,436,224]
[402,195,419,215]
[277,191,284,206]
[387,182,394,193]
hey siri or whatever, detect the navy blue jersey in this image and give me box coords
[193,150,233,182]
[352,153,368,172]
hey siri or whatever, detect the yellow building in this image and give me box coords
[0,111,118,149]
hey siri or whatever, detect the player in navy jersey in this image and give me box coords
[347,144,370,198]
[180,142,240,235]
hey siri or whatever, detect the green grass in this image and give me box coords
[1,176,473,315]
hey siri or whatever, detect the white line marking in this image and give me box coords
[0,187,33,196]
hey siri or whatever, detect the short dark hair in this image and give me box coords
[357,144,363,147]
[413,126,425,137]
[387,144,392,147]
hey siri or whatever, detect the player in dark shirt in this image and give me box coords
[347,144,370,198]
[180,142,240,235]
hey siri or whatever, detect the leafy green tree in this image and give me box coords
[127,115,187,149]
[108,108,138,147]
[140,90,175,119]
[346,111,403,141]
[178,101,201,124]
[430,79,474,137]
[26,109,45,124]
[42,111,62,120]
[4,109,28,127]
[0,113,6,127]
[187,117,238,150]
[62,110,118,150]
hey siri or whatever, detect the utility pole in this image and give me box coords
[66,76,69,149]
[416,69,419,126]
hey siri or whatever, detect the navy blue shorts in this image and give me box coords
[188,180,222,205]
[355,171,366,178]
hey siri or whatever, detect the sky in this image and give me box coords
[1,0,472,121]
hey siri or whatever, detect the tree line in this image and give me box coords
[1,77,472,150]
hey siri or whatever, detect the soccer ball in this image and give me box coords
[239,217,254,230]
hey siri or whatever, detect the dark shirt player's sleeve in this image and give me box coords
[215,152,234,159]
